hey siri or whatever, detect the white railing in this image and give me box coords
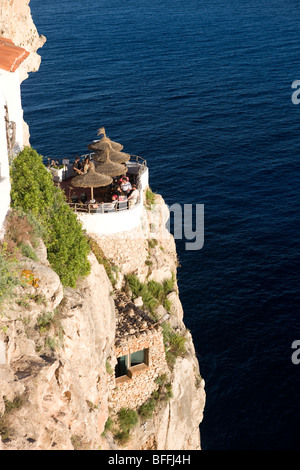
[47,153,147,170]
[67,196,140,214]
[76,165,149,236]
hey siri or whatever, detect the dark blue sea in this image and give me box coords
[22,0,299,450]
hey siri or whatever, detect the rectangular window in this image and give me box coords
[115,348,149,382]
[130,349,146,367]
[115,355,129,378]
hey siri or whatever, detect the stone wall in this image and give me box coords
[107,328,169,411]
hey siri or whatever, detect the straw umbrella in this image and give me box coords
[94,150,127,178]
[96,127,124,151]
[72,169,113,201]
[87,141,130,164]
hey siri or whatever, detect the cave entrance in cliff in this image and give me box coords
[115,348,149,382]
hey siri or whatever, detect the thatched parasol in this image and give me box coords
[72,169,112,200]
[88,141,130,164]
[94,151,126,177]
[95,127,124,151]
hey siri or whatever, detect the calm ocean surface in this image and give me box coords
[22,0,299,449]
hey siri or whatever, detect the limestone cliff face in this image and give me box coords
[0,196,205,451]
[0,246,116,450]
[93,195,205,450]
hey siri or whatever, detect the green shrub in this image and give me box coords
[148,238,158,249]
[37,311,54,333]
[154,374,168,387]
[153,374,173,402]
[10,147,58,221]
[112,408,139,445]
[46,202,90,287]
[138,398,156,420]
[145,187,156,208]
[37,309,64,350]
[20,243,38,261]
[163,298,172,312]
[0,395,24,442]
[125,274,144,298]
[162,273,175,295]
[88,237,116,286]
[10,147,90,287]
[117,407,138,433]
[0,247,21,306]
[161,322,187,369]
[141,290,159,312]
[147,280,164,302]
[169,331,187,356]
[113,429,131,445]
[102,417,113,436]
[105,360,113,375]
[125,274,174,316]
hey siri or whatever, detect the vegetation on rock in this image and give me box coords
[10,147,90,287]
[124,273,175,316]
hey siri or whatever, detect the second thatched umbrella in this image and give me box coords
[72,169,113,201]
[88,141,130,164]
[95,151,127,178]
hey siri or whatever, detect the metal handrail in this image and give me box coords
[46,153,147,168]
[68,196,141,214]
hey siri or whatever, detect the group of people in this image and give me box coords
[73,155,95,175]
[72,156,140,210]
[88,180,139,211]
[111,176,139,208]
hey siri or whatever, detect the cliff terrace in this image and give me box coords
[48,128,149,235]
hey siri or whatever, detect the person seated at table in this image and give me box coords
[127,184,139,208]
[89,198,99,209]
[104,194,118,212]
[83,157,95,173]
[115,185,124,198]
[120,176,132,194]
[73,156,83,175]
[117,193,128,210]
[109,194,118,206]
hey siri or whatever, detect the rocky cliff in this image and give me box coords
[0,195,205,450]
[0,0,205,451]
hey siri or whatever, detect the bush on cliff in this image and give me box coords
[10,147,90,287]
[0,246,21,305]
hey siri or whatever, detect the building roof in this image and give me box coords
[0,37,30,73]
[114,292,158,347]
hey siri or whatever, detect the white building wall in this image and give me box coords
[0,68,24,155]
[78,167,149,236]
[0,68,24,237]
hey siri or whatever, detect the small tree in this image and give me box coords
[10,147,90,287]
[10,147,57,222]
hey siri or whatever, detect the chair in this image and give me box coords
[117,201,128,211]
[80,192,87,203]
[103,202,117,213]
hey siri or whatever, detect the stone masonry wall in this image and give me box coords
[107,327,169,411]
